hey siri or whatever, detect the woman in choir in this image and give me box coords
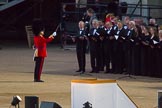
[140,25,150,76]
[148,27,159,77]
[131,24,141,75]
[158,30,162,77]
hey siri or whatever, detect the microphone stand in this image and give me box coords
[118,72,136,79]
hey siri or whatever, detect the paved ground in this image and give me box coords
[0,41,162,108]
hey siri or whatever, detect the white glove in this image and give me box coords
[85,21,89,24]
[52,32,57,36]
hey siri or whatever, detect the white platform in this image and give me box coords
[71,79,138,108]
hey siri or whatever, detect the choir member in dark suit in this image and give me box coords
[88,19,100,73]
[109,17,118,73]
[98,20,106,71]
[75,21,87,73]
[113,20,126,74]
[124,21,136,75]
[104,21,114,73]
[122,16,130,72]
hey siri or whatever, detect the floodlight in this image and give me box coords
[11,95,22,108]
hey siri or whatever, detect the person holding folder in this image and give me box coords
[75,21,87,73]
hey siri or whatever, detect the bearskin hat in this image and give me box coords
[32,18,45,36]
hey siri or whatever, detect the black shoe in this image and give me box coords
[76,69,81,72]
[123,68,127,72]
[104,71,109,74]
[100,68,104,71]
[82,70,85,73]
[109,69,113,73]
[90,70,95,73]
[123,72,128,75]
[95,71,99,73]
[119,71,123,74]
[34,80,44,82]
[95,69,99,73]
[80,71,85,74]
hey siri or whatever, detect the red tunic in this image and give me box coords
[34,36,53,57]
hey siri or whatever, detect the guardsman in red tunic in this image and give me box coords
[33,30,56,82]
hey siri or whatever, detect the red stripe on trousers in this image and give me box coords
[38,57,44,80]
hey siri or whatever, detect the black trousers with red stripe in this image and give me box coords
[34,57,44,81]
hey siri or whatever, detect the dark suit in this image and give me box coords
[124,28,136,75]
[113,27,126,74]
[111,25,118,73]
[104,27,114,73]
[76,29,87,72]
[89,27,100,72]
[98,26,106,71]
[121,25,129,72]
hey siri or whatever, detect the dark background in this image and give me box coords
[0,0,75,41]
[0,0,114,42]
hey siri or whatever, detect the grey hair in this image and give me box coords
[149,18,156,23]
[129,21,136,26]
[159,30,162,34]
[92,19,98,23]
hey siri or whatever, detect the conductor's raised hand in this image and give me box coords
[49,31,57,39]
[52,32,57,37]
[49,35,54,39]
